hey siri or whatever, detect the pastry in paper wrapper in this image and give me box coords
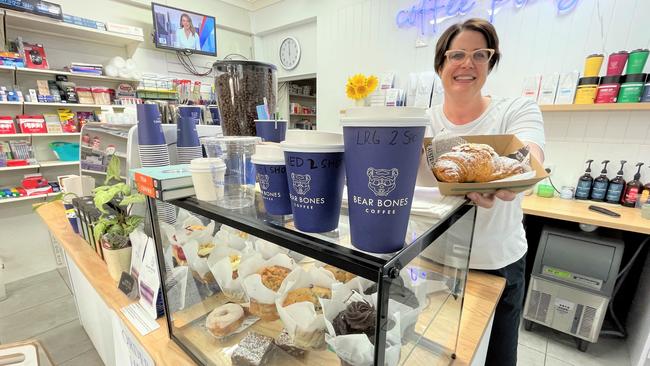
[322,290,402,366]
[240,253,295,319]
[275,267,338,349]
[211,249,263,304]
[213,224,250,251]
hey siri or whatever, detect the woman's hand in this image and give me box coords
[467,190,517,209]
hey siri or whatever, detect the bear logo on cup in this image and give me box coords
[257,174,270,190]
[367,167,398,197]
[291,173,311,195]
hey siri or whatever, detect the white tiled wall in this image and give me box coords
[543,111,650,189]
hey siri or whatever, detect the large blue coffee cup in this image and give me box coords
[178,105,202,125]
[137,104,165,145]
[341,107,430,253]
[281,131,345,233]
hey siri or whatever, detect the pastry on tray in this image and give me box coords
[248,265,292,321]
[433,143,529,183]
[197,243,215,258]
[274,329,306,358]
[323,265,356,283]
[231,332,274,366]
[282,285,332,313]
[205,303,245,338]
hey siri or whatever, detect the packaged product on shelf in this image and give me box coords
[0,116,16,134]
[92,87,112,105]
[22,42,49,70]
[538,73,560,104]
[43,113,63,133]
[8,140,33,160]
[57,109,78,132]
[555,71,580,104]
[56,80,79,103]
[414,71,436,108]
[36,80,50,97]
[75,87,94,104]
[521,75,542,100]
[47,80,62,102]
[17,115,47,133]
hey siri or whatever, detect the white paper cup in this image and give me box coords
[190,158,226,202]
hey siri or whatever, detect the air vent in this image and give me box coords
[527,290,551,323]
[579,306,597,338]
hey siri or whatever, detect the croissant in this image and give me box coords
[433,143,528,183]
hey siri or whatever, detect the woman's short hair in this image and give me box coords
[434,18,500,74]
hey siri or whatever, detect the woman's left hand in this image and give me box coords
[467,190,517,209]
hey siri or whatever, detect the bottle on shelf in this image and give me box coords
[622,162,644,207]
[590,160,610,201]
[575,159,594,200]
[606,160,627,204]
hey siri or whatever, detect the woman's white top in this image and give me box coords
[427,96,545,270]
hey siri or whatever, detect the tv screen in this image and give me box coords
[152,3,217,56]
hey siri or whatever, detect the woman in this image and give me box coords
[428,18,545,366]
[175,13,201,51]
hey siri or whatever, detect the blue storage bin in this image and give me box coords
[49,142,80,161]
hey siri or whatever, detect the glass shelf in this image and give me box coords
[148,194,475,366]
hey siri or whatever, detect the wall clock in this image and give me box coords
[279,36,301,70]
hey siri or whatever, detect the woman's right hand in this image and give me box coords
[467,190,516,208]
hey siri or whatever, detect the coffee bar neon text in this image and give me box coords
[396,0,580,34]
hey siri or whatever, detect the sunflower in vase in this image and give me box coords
[346,73,378,106]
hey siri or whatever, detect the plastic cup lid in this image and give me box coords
[190,157,225,171]
[251,143,285,165]
[280,130,344,153]
[340,106,431,127]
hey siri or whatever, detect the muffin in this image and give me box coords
[282,286,332,313]
[323,265,356,283]
[332,301,377,342]
[248,265,292,321]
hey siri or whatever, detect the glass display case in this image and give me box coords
[145,194,476,366]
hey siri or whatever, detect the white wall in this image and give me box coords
[254,19,317,80]
[251,0,650,188]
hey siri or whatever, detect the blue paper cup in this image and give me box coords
[137,104,166,145]
[281,131,345,233]
[208,106,221,126]
[255,120,287,143]
[252,144,292,215]
[178,105,202,125]
[341,107,430,253]
[177,116,200,147]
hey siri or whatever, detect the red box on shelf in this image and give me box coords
[0,116,17,134]
[17,115,47,133]
[23,42,49,70]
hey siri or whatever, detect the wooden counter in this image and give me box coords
[36,201,504,366]
[522,195,650,235]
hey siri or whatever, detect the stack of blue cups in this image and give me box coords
[176,116,202,164]
[137,104,176,224]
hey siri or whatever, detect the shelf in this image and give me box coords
[15,67,139,83]
[81,169,126,180]
[81,145,127,158]
[31,132,81,137]
[23,102,126,109]
[539,103,650,112]
[0,65,15,72]
[0,193,55,204]
[0,101,22,105]
[289,113,317,117]
[0,164,39,172]
[0,132,80,138]
[39,160,79,168]
[289,93,316,99]
[4,9,143,50]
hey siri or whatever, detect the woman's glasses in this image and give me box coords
[444,49,495,65]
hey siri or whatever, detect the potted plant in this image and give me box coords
[92,156,145,281]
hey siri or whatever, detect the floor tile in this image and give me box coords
[545,355,574,366]
[517,343,545,366]
[37,320,94,364]
[6,270,60,293]
[58,267,72,292]
[0,271,70,318]
[545,330,630,366]
[518,320,549,353]
[59,348,104,366]
[0,296,78,343]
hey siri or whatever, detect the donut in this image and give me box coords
[205,303,245,337]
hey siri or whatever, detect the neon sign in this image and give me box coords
[396,0,580,35]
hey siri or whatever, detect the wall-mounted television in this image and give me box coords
[152,3,217,57]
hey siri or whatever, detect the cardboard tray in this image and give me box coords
[423,134,548,195]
